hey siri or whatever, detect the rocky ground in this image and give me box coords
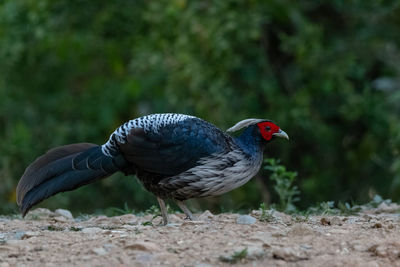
[1,203,400,267]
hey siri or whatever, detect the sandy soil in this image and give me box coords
[1,204,400,267]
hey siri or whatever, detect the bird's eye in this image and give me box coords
[265,126,271,131]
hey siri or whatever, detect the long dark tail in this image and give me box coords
[16,143,128,217]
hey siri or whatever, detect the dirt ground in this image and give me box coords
[1,203,400,267]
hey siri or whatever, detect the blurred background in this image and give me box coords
[0,0,399,215]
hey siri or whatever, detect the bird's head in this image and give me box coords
[227,118,289,142]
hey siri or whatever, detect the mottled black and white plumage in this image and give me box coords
[16,113,288,224]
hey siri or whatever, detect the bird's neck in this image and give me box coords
[233,126,264,158]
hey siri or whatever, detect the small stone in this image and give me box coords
[272,247,308,261]
[135,252,154,263]
[372,222,382,228]
[13,231,26,240]
[236,215,257,225]
[321,217,330,226]
[247,245,266,259]
[377,202,390,211]
[300,244,313,250]
[194,263,213,267]
[330,216,342,226]
[92,247,108,256]
[198,210,214,221]
[82,227,103,234]
[25,208,55,219]
[125,241,159,251]
[21,231,39,239]
[53,216,68,223]
[55,209,73,219]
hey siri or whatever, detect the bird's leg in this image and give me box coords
[175,200,196,221]
[157,197,169,225]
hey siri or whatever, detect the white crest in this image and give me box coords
[226,118,269,132]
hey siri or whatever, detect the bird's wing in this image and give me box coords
[117,118,230,176]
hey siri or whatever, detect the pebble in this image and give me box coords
[82,227,103,234]
[194,263,213,267]
[13,231,26,240]
[247,245,266,259]
[53,216,69,223]
[0,233,6,243]
[55,209,73,219]
[321,217,330,226]
[135,252,154,263]
[92,247,108,256]
[236,215,256,225]
[125,241,159,251]
[198,210,214,221]
[272,247,308,261]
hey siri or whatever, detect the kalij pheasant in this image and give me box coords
[16,113,289,224]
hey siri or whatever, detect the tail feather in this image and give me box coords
[16,143,126,217]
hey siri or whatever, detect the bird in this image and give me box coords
[16,113,289,225]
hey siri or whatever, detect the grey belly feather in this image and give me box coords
[155,149,263,200]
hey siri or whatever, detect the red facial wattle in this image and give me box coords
[257,121,281,141]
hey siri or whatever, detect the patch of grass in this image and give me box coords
[103,202,134,217]
[219,247,248,264]
[264,158,300,213]
[69,226,82,232]
[142,221,153,226]
[46,225,64,231]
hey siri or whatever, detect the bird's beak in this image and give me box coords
[273,129,289,140]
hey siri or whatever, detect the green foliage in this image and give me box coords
[258,203,274,222]
[265,159,300,212]
[0,0,400,214]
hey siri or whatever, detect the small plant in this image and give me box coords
[259,203,274,222]
[219,247,248,264]
[264,158,300,213]
[306,201,338,215]
[144,205,161,216]
[338,201,361,215]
